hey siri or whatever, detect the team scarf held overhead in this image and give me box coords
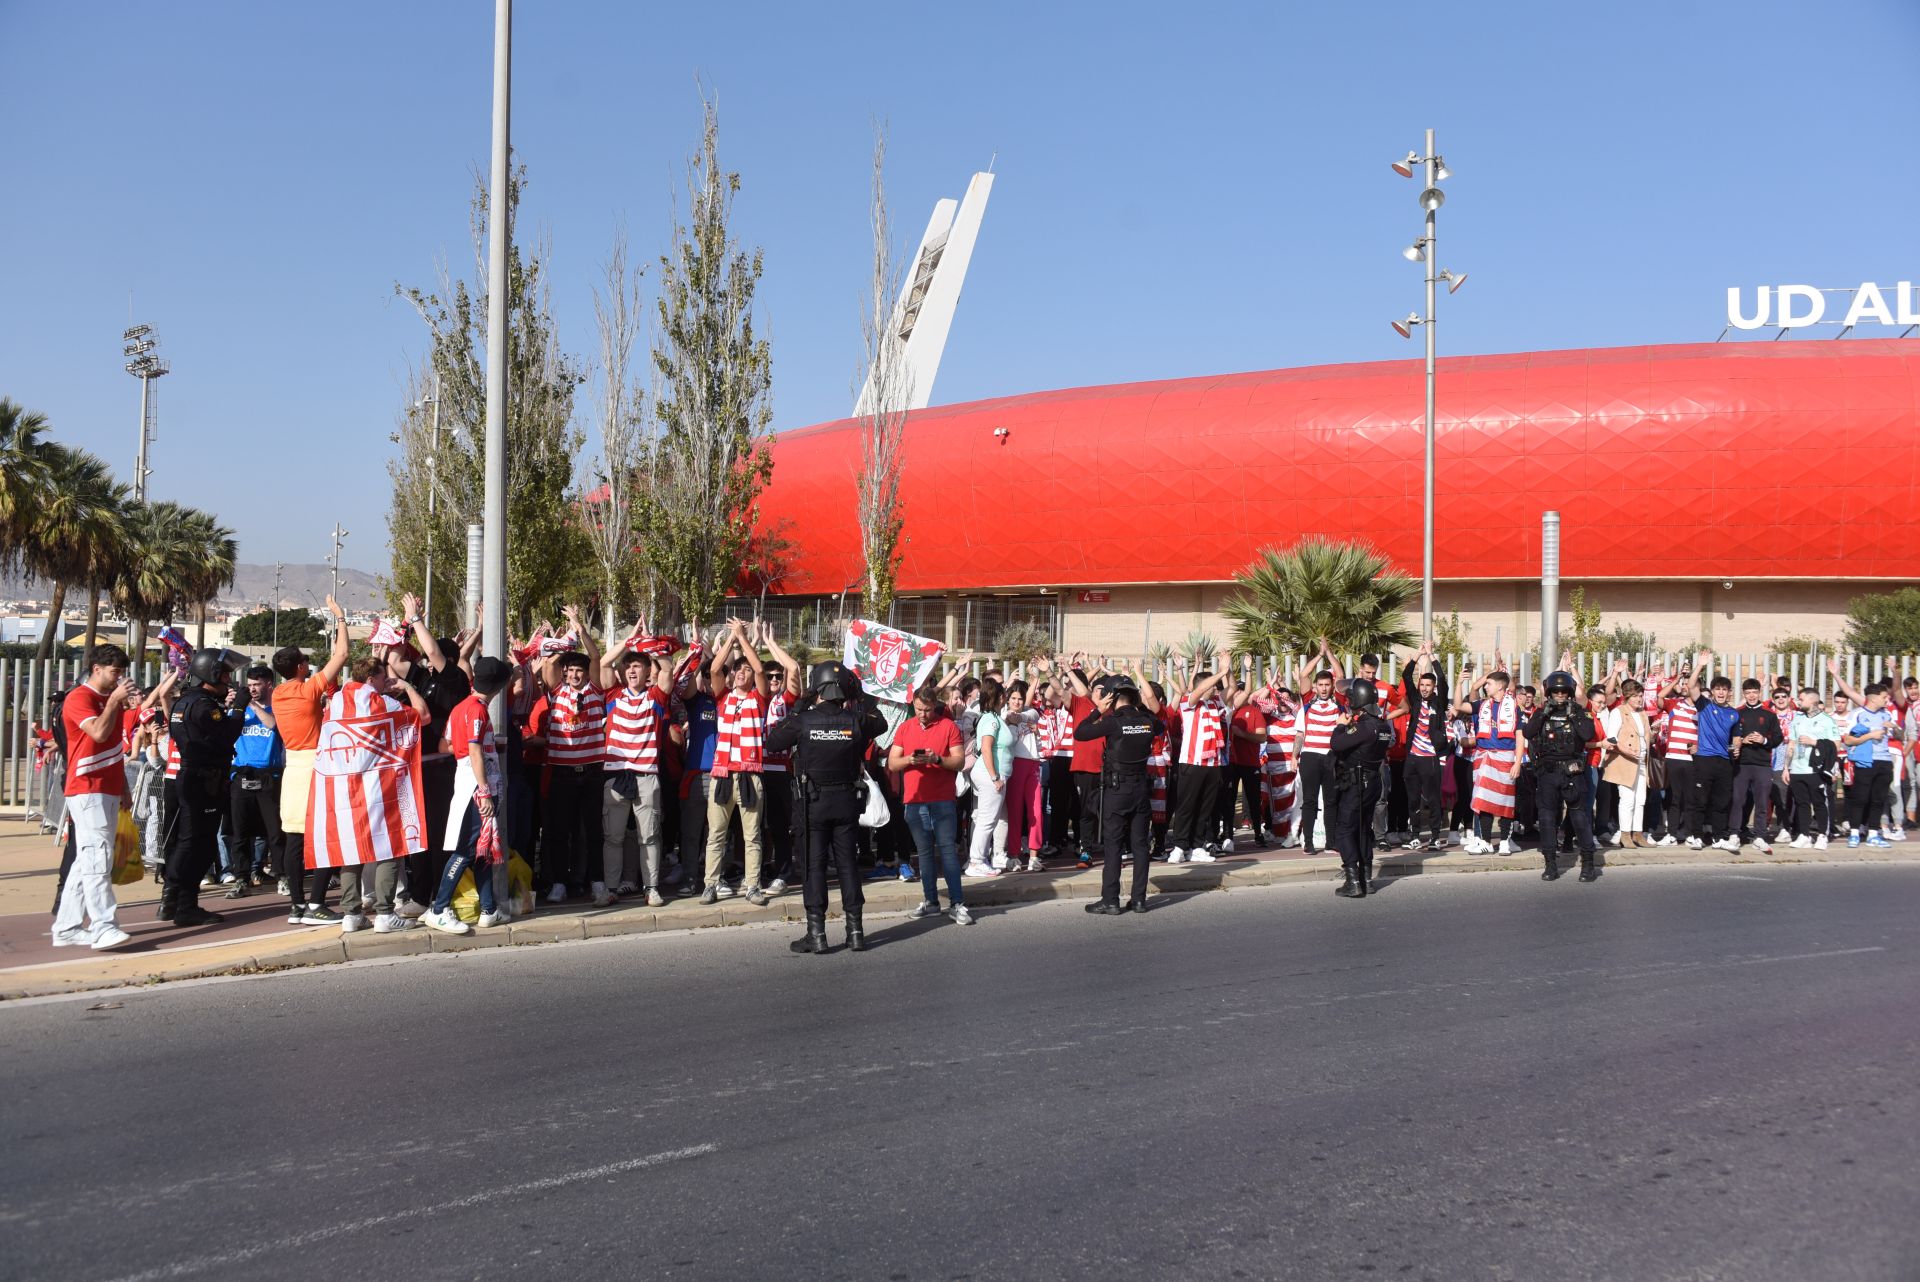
[306,683,427,868]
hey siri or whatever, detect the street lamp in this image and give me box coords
[273,561,284,648]
[1388,128,1465,643]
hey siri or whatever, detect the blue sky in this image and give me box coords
[3,1,1916,573]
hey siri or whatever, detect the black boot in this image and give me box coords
[1542,850,1561,881]
[1359,862,1373,896]
[158,884,179,922]
[172,886,224,928]
[1336,869,1362,898]
[1578,850,1600,882]
[789,914,830,954]
[845,910,866,952]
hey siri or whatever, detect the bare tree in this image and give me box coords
[584,229,646,644]
[854,124,914,624]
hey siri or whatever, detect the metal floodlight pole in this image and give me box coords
[481,0,512,705]
[465,523,484,631]
[423,376,442,634]
[122,324,169,503]
[1421,127,1437,643]
[273,561,283,648]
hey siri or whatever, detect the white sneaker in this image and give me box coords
[1789,835,1812,849]
[372,913,419,933]
[1685,837,1705,850]
[1713,836,1739,852]
[1752,837,1772,854]
[591,882,613,907]
[713,882,736,899]
[990,853,1010,872]
[1814,835,1829,850]
[477,910,508,928]
[546,883,568,904]
[1220,838,1235,853]
[1892,828,1907,842]
[948,903,974,925]
[1654,834,1679,846]
[646,889,665,907]
[1166,848,1186,864]
[1279,835,1303,849]
[1188,849,1218,863]
[340,912,370,933]
[767,878,787,894]
[396,898,427,919]
[219,872,239,885]
[423,908,472,935]
[1498,837,1519,855]
[90,926,133,950]
[1026,855,1043,872]
[963,863,996,878]
[51,927,92,947]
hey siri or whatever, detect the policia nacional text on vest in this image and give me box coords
[162,651,247,927]
[1073,678,1159,915]
[1525,670,1601,883]
[763,661,887,955]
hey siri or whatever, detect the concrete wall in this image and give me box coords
[1054,579,1860,660]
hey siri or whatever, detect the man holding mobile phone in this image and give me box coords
[888,684,971,924]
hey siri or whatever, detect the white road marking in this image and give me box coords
[95,1143,719,1282]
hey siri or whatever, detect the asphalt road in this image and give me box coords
[3,864,1917,1282]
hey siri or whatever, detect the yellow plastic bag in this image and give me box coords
[111,809,143,885]
[449,851,535,923]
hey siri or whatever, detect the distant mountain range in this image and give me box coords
[1,563,387,613]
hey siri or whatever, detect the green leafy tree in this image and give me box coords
[1843,588,1920,656]
[1562,586,1658,658]
[1432,607,1472,659]
[26,444,126,659]
[0,399,54,574]
[992,621,1052,666]
[855,124,911,625]
[230,609,326,651]
[1222,538,1417,657]
[1768,632,1831,660]
[392,161,590,632]
[635,99,775,625]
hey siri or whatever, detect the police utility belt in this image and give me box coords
[1102,766,1147,785]
[233,764,278,791]
[1536,756,1585,776]
[1335,763,1381,789]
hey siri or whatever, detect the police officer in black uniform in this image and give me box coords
[1073,675,1159,915]
[1329,678,1392,898]
[764,661,886,955]
[1526,670,1600,882]
[163,650,246,927]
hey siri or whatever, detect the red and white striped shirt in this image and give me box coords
[760,690,799,773]
[546,683,607,767]
[713,688,769,777]
[1041,706,1074,758]
[1297,698,1343,755]
[1177,695,1229,767]
[603,684,669,774]
[1662,697,1698,761]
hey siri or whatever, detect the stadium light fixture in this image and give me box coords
[1391,150,1419,178]
[1403,240,1427,262]
[1391,313,1422,339]
[1440,269,1468,294]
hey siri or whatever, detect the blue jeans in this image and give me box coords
[431,806,498,915]
[904,800,964,906]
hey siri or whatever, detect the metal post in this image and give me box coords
[465,523,484,631]
[482,0,512,705]
[1540,511,1561,669]
[273,562,283,648]
[134,375,151,503]
[1421,126,1437,643]
[424,377,441,634]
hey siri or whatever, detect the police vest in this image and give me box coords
[1535,707,1585,766]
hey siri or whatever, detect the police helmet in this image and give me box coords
[809,660,852,702]
[188,649,232,688]
[1544,670,1577,697]
[1346,679,1378,712]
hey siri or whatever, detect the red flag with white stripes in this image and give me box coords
[306,683,427,868]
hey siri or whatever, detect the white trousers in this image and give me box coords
[53,792,120,937]
[968,761,1006,865]
[1616,767,1649,833]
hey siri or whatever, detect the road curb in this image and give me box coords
[5,846,1918,1001]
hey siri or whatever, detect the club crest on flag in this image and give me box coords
[306,684,427,868]
[843,619,944,704]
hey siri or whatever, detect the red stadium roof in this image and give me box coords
[755,341,1920,593]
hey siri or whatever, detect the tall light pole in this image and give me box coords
[1389,130,1464,643]
[328,524,348,638]
[121,324,170,502]
[273,561,284,648]
[482,0,513,846]
[418,376,443,634]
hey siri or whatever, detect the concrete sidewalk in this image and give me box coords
[3,814,1914,1001]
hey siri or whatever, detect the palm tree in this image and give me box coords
[1221,538,1417,658]
[178,508,238,648]
[25,445,127,659]
[0,398,55,573]
[114,500,197,662]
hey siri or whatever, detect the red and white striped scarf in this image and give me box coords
[761,690,799,773]
[1177,695,1228,767]
[306,682,425,868]
[712,687,768,777]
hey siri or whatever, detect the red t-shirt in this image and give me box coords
[893,714,965,804]
[64,684,127,797]
[446,694,500,790]
[1068,694,1105,772]
[1229,704,1268,768]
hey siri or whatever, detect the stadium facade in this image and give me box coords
[751,340,1920,658]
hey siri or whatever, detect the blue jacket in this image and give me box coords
[1694,699,1740,760]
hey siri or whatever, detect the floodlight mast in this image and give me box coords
[122,324,170,503]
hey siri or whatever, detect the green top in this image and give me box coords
[975,710,1015,777]
[1789,710,1838,774]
